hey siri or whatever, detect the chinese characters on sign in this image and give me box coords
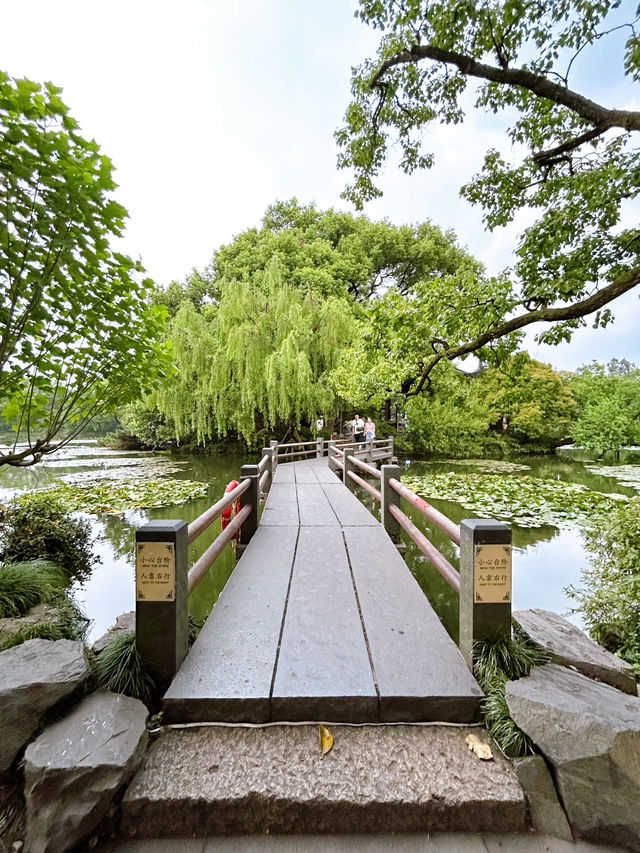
[136,542,176,602]
[474,544,512,603]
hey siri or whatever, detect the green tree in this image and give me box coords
[571,360,640,453]
[208,198,480,302]
[479,353,577,446]
[0,72,170,466]
[337,1,640,392]
[155,257,354,443]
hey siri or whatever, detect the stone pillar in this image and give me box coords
[270,439,279,476]
[316,437,324,458]
[381,464,401,538]
[135,520,188,691]
[239,464,260,547]
[459,519,512,669]
[343,450,356,492]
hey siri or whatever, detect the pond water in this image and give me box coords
[1,442,638,644]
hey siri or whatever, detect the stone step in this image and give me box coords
[121,724,526,838]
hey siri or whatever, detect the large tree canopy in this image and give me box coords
[336,0,640,392]
[0,72,170,466]
[201,198,480,302]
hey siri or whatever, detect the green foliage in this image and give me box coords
[337,2,640,380]
[480,353,576,445]
[0,559,66,618]
[117,402,176,449]
[157,256,355,443]
[571,361,640,454]
[0,495,97,580]
[208,198,478,302]
[567,497,640,676]
[402,471,627,528]
[0,592,88,652]
[93,630,156,705]
[0,71,172,467]
[16,478,209,515]
[474,636,548,758]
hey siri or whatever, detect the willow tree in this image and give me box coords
[337,0,640,393]
[156,258,354,443]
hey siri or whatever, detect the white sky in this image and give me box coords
[1,0,638,372]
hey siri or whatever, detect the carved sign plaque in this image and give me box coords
[136,541,175,602]
[474,543,512,604]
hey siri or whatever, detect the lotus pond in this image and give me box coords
[1,442,639,644]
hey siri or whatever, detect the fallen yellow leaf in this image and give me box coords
[319,725,334,756]
[465,734,493,761]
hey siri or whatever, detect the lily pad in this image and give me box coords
[583,464,640,492]
[16,478,209,515]
[440,459,531,473]
[401,472,627,529]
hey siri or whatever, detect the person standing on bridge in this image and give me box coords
[352,414,365,443]
[365,417,375,440]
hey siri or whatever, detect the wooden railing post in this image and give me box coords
[270,440,278,477]
[366,439,373,463]
[381,464,401,538]
[327,440,337,473]
[343,451,356,492]
[135,520,188,691]
[459,519,512,670]
[239,464,260,548]
[316,437,324,458]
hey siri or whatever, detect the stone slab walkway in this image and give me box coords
[163,459,482,724]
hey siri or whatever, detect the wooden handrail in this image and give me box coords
[347,469,381,501]
[388,503,461,594]
[349,454,382,480]
[278,440,319,448]
[187,478,252,545]
[187,504,252,594]
[388,477,460,546]
[277,448,318,459]
[259,468,269,492]
[258,453,270,473]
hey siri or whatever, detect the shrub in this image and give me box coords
[567,496,640,677]
[93,630,156,705]
[0,494,98,580]
[0,559,67,618]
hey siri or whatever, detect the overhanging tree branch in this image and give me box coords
[409,265,640,396]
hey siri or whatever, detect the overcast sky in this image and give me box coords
[1,0,638,372]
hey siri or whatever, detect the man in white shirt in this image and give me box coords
[352,414,365,443]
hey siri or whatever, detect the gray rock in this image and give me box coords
[24,690,148,853]
[514,754,572,841]
[506,663,640,851]
[92,610,135,653]
[0,639,88,778]
[0,604,61,647]
[514,608,637,695]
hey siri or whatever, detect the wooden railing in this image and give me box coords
[331,450,512,667]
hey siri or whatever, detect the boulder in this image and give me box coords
[506,663,640,851]
[92,610,135,653]
[24,690,148,853]
[513,754,572,841]
[0,639,88,779]
[514,608,637,695]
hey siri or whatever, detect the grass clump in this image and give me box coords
[93,630,156,705]
[0,594,89,652]
[474,635,548,758]
[0,560,67,618]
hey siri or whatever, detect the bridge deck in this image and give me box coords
[163,459,483,723]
